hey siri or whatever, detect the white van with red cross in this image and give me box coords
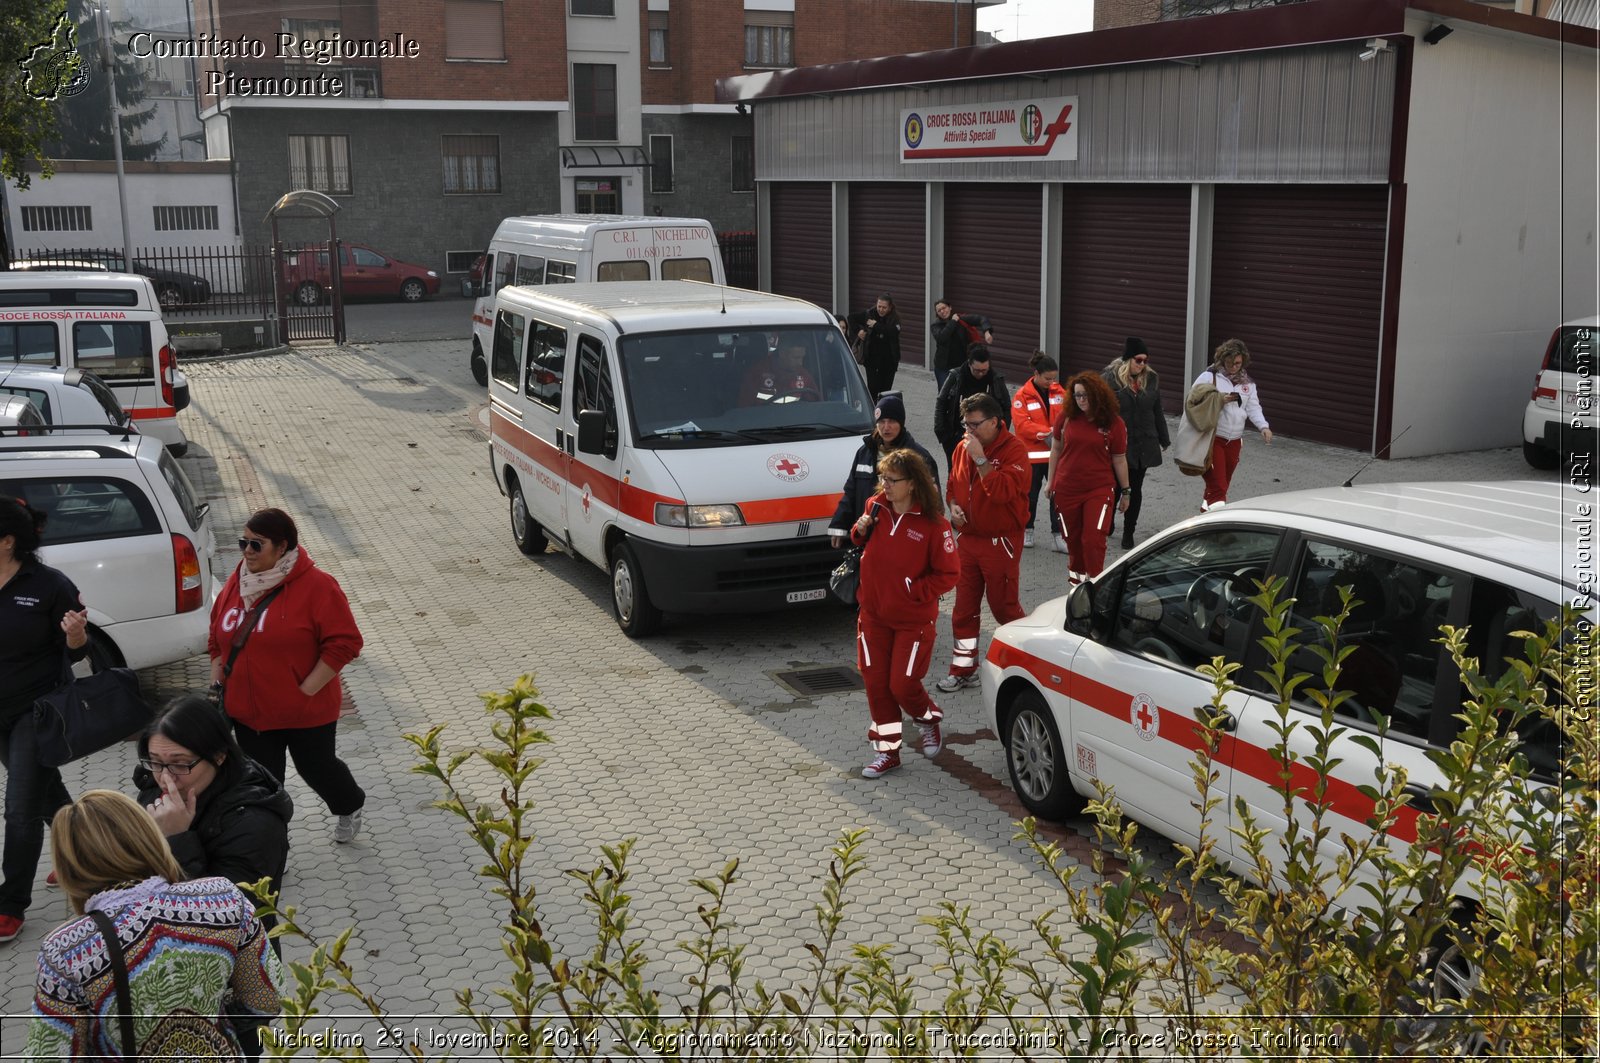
[0,272,191,454]
[486,280,871,636]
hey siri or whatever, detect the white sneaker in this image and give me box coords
[935,673,979,694]
[333,809,362,844]
[1210,499,1226,509]
[1050,536,1069,554]
[1023,527,1035,548]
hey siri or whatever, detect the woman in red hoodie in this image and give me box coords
[851,449,960,779]
[208,508,366,844]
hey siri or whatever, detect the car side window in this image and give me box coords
[0,324,59,366]
[1465,581,1562,779]
[351,247,385,267]
[493,253,517,294]
[1105,528,1281,670]
[1285,540,1456,740]
[574,335,618,446]
[545,260,577,284]
[490,309,524,390]
[0,386,51,421]
[516,255,545,286]
[3,477,160,543]
[524,321,567,411]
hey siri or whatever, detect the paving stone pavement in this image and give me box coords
[0,340,1552,1053]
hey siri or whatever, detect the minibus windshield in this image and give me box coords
[621,325,873,448]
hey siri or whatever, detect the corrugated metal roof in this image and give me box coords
[1550,0,1599,28]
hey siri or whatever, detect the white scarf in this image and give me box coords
[86,875,168,914]
[239,546,298,607]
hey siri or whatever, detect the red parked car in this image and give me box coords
[282,243,440,305]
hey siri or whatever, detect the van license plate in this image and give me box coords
[787,588,827,603]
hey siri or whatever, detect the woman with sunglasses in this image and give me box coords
[1046,372,1131,584]
[208,508,365,844]
[1102,338,1170,549]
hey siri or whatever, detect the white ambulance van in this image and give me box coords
[469,214,723,384]
[0,272,191,454]
[487,281,872,636]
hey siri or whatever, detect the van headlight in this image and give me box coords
[655,503,746,527]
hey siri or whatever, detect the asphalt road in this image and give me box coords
[342,293,477,345]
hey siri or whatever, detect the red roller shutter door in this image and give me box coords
[768,182,833,310]
[944,183,1042,382]
[849,183,926,364]
[1208,185,1388,450]
[1060,185,1191,413]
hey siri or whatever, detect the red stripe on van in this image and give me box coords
[986,641,1421,844]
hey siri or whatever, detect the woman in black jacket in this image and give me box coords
[827,393,937,548]
[1102,337,1171,548]
[929,299,992,391]
[848,294,902,398]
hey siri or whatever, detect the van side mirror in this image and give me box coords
[1065,580,1094,635]
[576,409,611,458]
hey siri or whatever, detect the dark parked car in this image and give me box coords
[11,252,212,311]
[281,243,441,305]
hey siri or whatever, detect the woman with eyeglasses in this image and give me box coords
[1102,337,1171,549]
[1046,372,1131,584]
[1191,338,1272,511]
[208,508,365,845]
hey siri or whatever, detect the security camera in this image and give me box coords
[1358,38,1389,61]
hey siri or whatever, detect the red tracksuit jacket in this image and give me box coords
[851,493,960,630]
[946,428,1031,536]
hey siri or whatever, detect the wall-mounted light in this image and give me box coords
[735,102,749,115]
[1422,23,1454,45]
[1358,37,1389,62]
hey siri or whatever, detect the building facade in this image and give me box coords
[721,0,1598,458]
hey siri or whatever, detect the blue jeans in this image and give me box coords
[934,367,951,391]
[0,713,72,918]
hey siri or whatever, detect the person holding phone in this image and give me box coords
[1191,338,1272,511]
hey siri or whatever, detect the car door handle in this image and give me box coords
[1402,783,1436,814]
[1197,707,1237,732]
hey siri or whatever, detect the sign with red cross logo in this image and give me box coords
[1130,693,1159,742]
[766,452,810,482]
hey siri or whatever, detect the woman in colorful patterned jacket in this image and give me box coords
[25,790,283,1060]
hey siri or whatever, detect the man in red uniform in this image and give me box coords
[936,393,1031,693]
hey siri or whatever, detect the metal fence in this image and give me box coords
[12,244,276,317]
[719,230,757,290]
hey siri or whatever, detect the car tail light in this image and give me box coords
[1532,381,1558,404]
[158,344,175,408]
[172,534,202,612]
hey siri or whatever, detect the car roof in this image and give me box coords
[498,280,830,329]
[1214,481,1578,587]
[0,427,148,459]
[0,365,86,388]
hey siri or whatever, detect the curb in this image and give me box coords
[178,344,292,364]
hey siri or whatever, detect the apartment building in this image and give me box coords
[189,0,997,282]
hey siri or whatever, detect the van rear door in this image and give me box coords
[71,319,172,430]
[592,224,722,284]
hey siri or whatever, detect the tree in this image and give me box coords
[49,0,164,161]
[0,0,71,189]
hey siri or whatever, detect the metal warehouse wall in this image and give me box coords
[754,43,1394,184]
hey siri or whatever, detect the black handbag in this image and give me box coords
[33,667,154,769]
[828,504,879,606]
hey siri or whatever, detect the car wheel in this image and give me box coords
[471,340,487,386]
[1003,687,1083,820]
[156,285,183,311]
[400,278,427,302]
[84,629,124,672]
[610,540,663,638]
[1522,440,1559,470]
[1423,902,1496,1055]
[508,477,547,557]
[295,282,322,307]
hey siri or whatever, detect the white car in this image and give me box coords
[1522,315,1597,469]
[983,480,1582,895]
[0,426,216,670]
[0,364,131,431]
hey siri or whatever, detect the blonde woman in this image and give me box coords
[26,791,283,1060]
[1191,338,1272,510]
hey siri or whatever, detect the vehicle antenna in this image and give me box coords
[720,284,727,314]
[1342,424,1413,487]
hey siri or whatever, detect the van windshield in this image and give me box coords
[621,325,873,448]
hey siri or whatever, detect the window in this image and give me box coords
[445,250,483,274]
[445,0,505,60]
[152,205,219,231]
[0,386,50,419]
[597,261,650,282]
[525,321,568,410]
[649,134,674,193]
[546,261,577,283]
[744,11,793,67]
[1465,583,1562,779]
[156,451,204,532]
[573,64,617,141]
[574,334,617,454]
[1284,540,1457,741]
[21,206,92,232]
[731,135,755,193]
[493,252,517,295]
[516,255,545,285]
[288,134,351,195]
[0,324,60,366]
[281,19,342,73]
[571,0,614,13]
[5,478,159,544]
[350,247,386,268]
[662,258,713,282]
[491,308,525,389]
[648,12,669,65]
[71,322,153,382]
[443,134,501,194]
[1101,528,1281,670]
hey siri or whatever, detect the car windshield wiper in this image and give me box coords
[740,423,857,438]
[638,428,763,443]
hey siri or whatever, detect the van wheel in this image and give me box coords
[400,278,427,302]
[1003,687,1083,820]
[610,541,662,638]
[295,282,322,307]
[1522,440,1559,470]
[157,285,183,311]
[470,340,487,386]
[85,629,124,672]
[509,478,547,556]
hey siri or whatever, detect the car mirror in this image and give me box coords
[1065,580,1094,633]
[576,409,609,457]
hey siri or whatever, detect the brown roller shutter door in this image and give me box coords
[1208,185,1388,450]
[944,183,1042,382]
[768,182,833,311]
[1060,184,1191,414]
[849,183,925,364]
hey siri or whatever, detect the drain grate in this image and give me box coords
[771,666,864,699]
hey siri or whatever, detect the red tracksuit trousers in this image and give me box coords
[949,533,1024,677]
[1054,488,1116,578]
[1202,437,1243,506]
[857,618,941,752]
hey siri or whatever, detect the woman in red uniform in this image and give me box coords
[1046,372,1131,584]
[851,449,960,779]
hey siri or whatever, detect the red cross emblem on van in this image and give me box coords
[766,453,809,482]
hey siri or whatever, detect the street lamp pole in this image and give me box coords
[98,0,134,269]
